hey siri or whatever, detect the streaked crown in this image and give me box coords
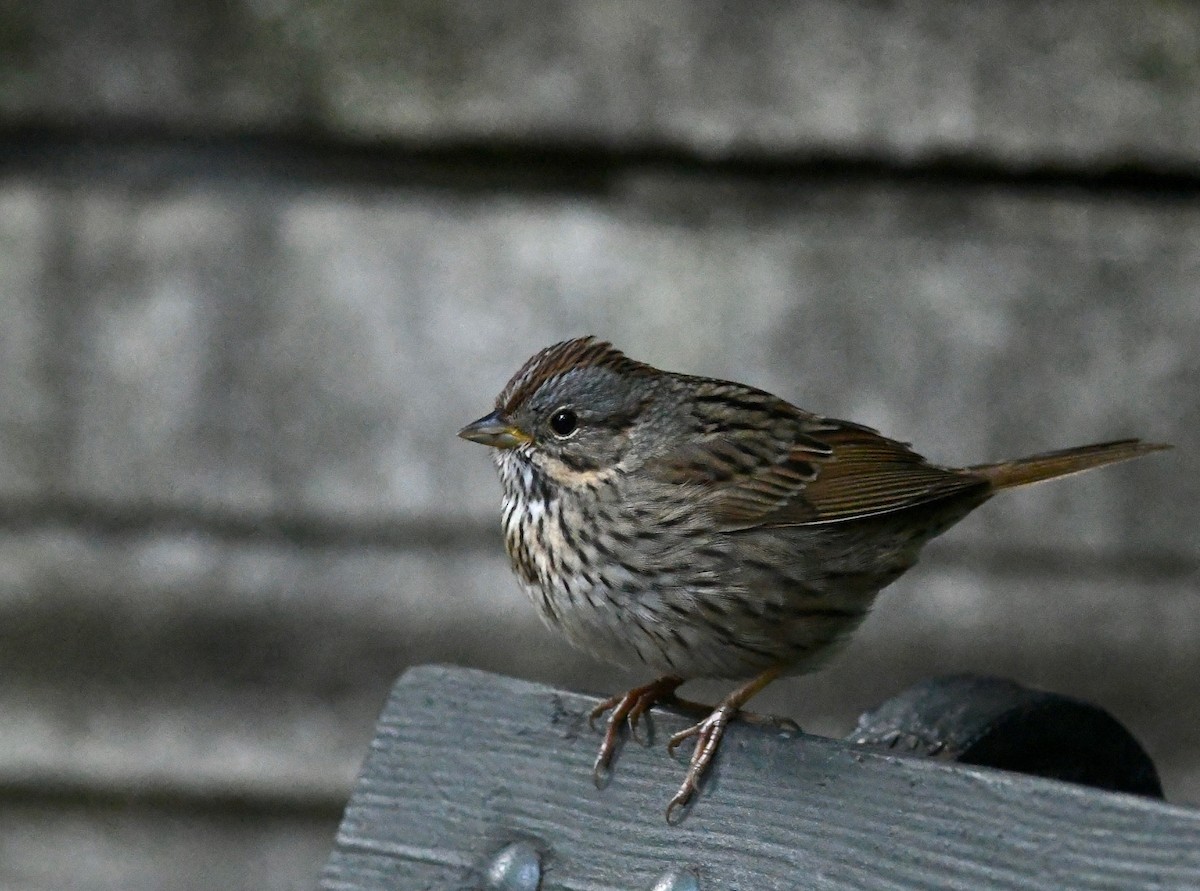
[496,336,651,414]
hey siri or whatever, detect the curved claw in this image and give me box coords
[627,708,650,745]
[666,720,700,758]
[588,695,621,734]
[739,712,802,735]
[590,697,627,787]
[592,745,614,787]
[665,786,693,824]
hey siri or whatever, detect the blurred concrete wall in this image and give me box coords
[1,3,1198,889]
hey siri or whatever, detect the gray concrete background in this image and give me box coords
[1,3,1198,889]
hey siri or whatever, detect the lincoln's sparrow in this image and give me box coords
[459,336,1168,820]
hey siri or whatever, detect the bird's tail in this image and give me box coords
[967,439,1170,491]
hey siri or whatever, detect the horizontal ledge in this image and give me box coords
[0,496,499,552]
[3,121,1200,199]
[0,768,349,820]
[325,664,1200,890]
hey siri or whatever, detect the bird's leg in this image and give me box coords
[670,694,800,734]
[589,675,684,784]
[664,665,786,821]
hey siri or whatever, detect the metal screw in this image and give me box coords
[486,842,542,891]
[651,868,700,891]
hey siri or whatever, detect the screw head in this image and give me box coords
[486,842,542,891]
[651,868,700,891]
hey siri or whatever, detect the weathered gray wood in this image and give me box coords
[1,178,1193,557]
[0,798,334,891]
[323,665,1200,890]
[2,527,1196,811]
[5,4,1200,888]
[3,165,1198,883]
[7,2,1200,168]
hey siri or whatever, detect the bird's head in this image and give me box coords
[458,336,668,480]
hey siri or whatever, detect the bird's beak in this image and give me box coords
[458,410,532,449]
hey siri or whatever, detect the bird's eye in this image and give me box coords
[549,408,578,438]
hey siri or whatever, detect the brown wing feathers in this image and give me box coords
[716,425,1167,529]
[768,423,986,525]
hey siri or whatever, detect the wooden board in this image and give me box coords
[323,665,1200,890]
[6,3,1200,167]
[0,797,334,891]
[2,180,1193,556]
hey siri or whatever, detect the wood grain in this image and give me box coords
[5,5,1200,886]
[323,665,1200,890]
[7,2,1200,167]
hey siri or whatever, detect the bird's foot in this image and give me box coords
[589,675,684,785]
[660,665,789,822]
[665,703,737,823]
[736,710,801,735]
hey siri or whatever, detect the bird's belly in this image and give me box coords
[502,507,873,679]
[499,480,945,680]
